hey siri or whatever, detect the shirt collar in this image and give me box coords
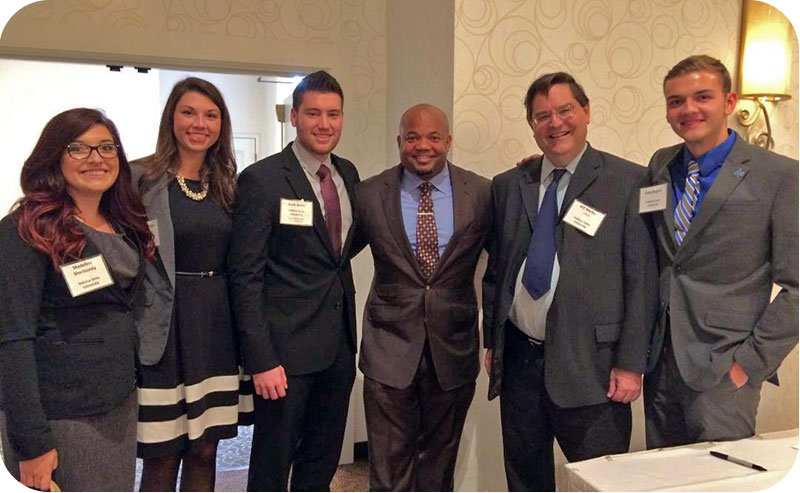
[540,142,586,183]
[682,129,736,177]
[401,162,451,193]
[292,140,333,177]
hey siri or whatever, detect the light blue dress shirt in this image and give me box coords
[400,164,454,258]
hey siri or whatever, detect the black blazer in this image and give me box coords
[228,143,363,376]
[482,144,659,406]
[0,214,146,460]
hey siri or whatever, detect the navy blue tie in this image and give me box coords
[522,169,567,300]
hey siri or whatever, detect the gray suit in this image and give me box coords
[130,163,174,366]
[482,144,658,490]
[644,134,798,448]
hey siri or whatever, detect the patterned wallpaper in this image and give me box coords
[452,0,799,174]
[2,0,388,178]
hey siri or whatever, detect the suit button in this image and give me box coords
[334,302,342,310]
[674,264,681,273]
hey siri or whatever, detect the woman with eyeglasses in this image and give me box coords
[0,108,156,491]
[132,77,252,491]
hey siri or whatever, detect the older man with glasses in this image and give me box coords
[482,71,659,491]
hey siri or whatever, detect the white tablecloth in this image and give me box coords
[561,429,798,491]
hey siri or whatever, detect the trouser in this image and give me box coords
[644,330,762,449]
[363,344,475,491]
[246,335,356,492]
[500,323,632,491]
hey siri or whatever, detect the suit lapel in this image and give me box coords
[281,146,338,259]
[678,137,750,251]
[518,159,543,231]
[651,146,681,259]
[560,146,601,219]
[432,163,469,278]
[333,155,357,261]
[381,166,424,277]
[140,173,175,289]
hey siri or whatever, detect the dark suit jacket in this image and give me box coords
[646,134,798,390]
[228,143,362,376]
[356,163,492,391]
[0,214,145,459]
[483,144,658,406]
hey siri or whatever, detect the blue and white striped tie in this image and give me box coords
[674,160,700,245]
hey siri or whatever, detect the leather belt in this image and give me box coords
[505,320,544,347]
[175,270,223,278]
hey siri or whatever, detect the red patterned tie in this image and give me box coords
[317,164,342,258]
[416,181,439,278]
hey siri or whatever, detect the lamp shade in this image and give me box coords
[738,0,792,100]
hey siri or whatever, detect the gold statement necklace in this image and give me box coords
[176,174,209,201]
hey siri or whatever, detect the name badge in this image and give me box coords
[147,219,160,246]
[279,198,314,227]
[563,199,606,237]
[639,184,668,213]
[60,254,114,298]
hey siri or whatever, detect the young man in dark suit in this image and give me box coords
[482,72,658,491]
[643,55,798,449]
[355,104,491,491]
[228,71,363,491]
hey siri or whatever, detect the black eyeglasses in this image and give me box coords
[65,143,119,159]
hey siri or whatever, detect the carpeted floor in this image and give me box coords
[133,426,369,491]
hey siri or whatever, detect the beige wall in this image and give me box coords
[1,0,797,490]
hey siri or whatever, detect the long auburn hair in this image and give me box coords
[14,108,156,268]
[139,77,237,211]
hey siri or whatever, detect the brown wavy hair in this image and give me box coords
[13,108,156,268]
[138,77,237,211]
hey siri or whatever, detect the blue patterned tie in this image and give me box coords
[674,160,700,245]
[522,169,567,300]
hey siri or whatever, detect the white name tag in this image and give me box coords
[279,198,314,227]
[639,184,668,213]
[60,254,115,298]
[147,219,160,246]
[563,199,606,236]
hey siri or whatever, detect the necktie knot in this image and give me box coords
[317,163,330,179]
[551,168,567,184]
[420,181,433,195]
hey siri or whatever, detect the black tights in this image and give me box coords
[139,441,219,492]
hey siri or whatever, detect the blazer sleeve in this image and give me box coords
[734,162,799,382]
[615,172,659,373]
[481,178,500,348]
[0,217,55,459]
[228,168,280,374]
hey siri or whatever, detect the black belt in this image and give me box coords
[505,320,544,347]
[175,270,224,278]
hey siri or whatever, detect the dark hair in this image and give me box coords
[664,55,732,93]
[14,108,156,268]
[140,77,237,211]
[292,71,344,110]
[524,72,590,122]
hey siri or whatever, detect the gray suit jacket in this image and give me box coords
[483,144,659,406]
[356,163,492,391]
[646,134,798,391]
[130,162,174,366]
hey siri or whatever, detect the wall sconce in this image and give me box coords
[736,0,792,150]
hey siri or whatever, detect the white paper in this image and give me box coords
[279,198,314,227]
[563,199,606,237]
[60,254,114,297]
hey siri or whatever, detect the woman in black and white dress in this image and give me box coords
[132,77,253,491]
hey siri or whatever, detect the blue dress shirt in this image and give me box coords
[400,164,454,258]
[670,129,736,214]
